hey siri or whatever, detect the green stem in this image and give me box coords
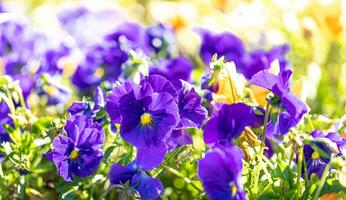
[313,160,331,200]
[306,114,315,132]
[303,154,309,189]
[253,104,271,195]
[162,165,202,192]
[296,146,303,200]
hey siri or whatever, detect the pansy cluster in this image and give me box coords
[1,2,346,200]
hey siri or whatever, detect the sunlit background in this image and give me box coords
[3,0,346,118]
[1,1,346,198]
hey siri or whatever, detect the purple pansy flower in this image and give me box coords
[67,87,105,118]
[204,103,256,146]
[304,130,346,178]
[250,68,307,138]
[198,29,245,66]
[198,29,289,80]
[198,145,246,200]
[176,80,207,129]
[106,22,148,52]
[45,115,105,182]
[37,75,71,106]
[145,23,176,57]
[106,75,179,148]
[0,101,13,143]
[72,43,128,90]
[239,44,290,79]
[108,162,164,200]
[149,57,193,89]
[37,44,71,75]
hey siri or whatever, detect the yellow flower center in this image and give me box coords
[312,151,320,160]
[70,149,79,160]
[140,113,153,126]
[94,67,105,78]
[230,183,237,195]
[45,85,58,96]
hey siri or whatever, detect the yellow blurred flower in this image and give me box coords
[212,61,245,104]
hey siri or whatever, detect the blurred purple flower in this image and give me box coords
[145,23,176,57]
[0,101,13,143]
[198,29,245,66]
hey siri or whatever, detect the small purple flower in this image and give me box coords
[45,115,105,182]
[150,57,193,89]
[198,29,245,66]
[304,130,346,178]
[176,80,207,129]
[251,68,307,138]
[198,145,246,200]
[204,103,256,146]
[197,29,289,80]
[106,22,148,52]
[145,23,176,57]
[38,44,70,75]
[239,44,290,79]
[0,101,13,143]
[72,43,128,90]
[67,87,104,118]
[37,75,71,106]
[108,162,164,200]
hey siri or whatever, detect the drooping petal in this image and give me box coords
[131,172,164,200]
[109,163,137,185]
[204,103,255,145]
[136,143,167,170]
[166,129,193,150]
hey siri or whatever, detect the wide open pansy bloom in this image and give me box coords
[0,101,13,143]
[108,162,164,200]
[149,56,193,89]
[204,103,256,146]
[250,68,307,138]
[45,115,105,182]
[106,75,179,148]
[118,86,179,148]
[304,130,346,178]
[198,145,246,200]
